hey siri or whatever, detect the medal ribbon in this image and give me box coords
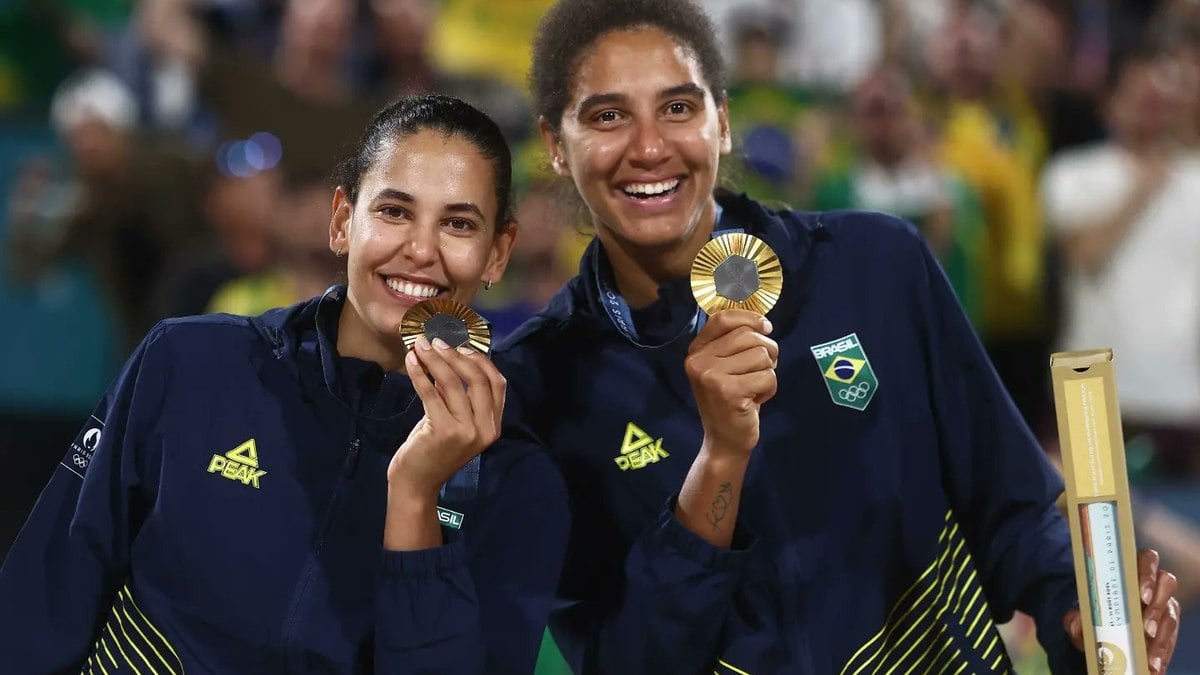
[594,204,741,347]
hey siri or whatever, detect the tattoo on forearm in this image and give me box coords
[707,482,734,533]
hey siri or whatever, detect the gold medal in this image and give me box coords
[690,233,783,315]
[399,298,492,355]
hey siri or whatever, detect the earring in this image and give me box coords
[335,246,345,257]
[483,279,493,291]
[552,156,564,171]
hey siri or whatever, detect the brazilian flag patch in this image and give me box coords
[810,333,879,411]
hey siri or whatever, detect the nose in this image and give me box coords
[401,221,439,268]
[628,116,669,168]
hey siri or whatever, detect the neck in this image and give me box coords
[598,199,718,308]
[336,297,406,373]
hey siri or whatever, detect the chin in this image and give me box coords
[361,293,410,329]
[613,213,698,248]
[366,309,406,338]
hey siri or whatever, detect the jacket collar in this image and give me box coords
[250,286,418,422]
[567,191,821,340]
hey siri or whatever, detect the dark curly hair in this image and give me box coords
[333,94,515,229]
[530,0,728,132]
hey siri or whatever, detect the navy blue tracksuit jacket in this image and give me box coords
[0,289,568,674]
[494,192,1085,674]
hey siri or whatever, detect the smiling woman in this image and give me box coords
[330,96,517,372]
[0,95,567,675]
[537,16,730,309]
[491,1,1183,674]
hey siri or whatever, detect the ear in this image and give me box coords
[482,220,519,286]
[329,186,352,253]
[539,116,570,176]
[717,97,732,155]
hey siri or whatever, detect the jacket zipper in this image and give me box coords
[342,438,362,478]
[280,435,361,672]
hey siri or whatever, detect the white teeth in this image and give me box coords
[386,278,440,298]
[623,178,680,196]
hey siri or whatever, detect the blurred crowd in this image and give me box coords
[1,0,1199,671]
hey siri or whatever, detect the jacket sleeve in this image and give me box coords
[374,444,569,674]
[0,325,169,673]
[549,495,752,675]
[914,237,1086,675]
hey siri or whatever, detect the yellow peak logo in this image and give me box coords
[207,439,267,489]
[614,422,669,471]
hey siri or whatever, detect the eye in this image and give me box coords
[379,205,410,220]
[594,109,623,124]
[444,218,478,233]
[665,101,693,116]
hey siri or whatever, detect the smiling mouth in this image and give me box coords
[622,177,682,200]
[384,276,445,300]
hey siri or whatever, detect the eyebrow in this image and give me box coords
[575,82,708,115]
[371,188,485,220]
[661,83,707,100]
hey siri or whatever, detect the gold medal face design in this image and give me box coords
[399,298,492,355]
[690,233,783,315]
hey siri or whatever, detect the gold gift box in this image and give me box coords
[1050,349,1149,675]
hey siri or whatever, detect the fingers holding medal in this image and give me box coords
[390,298,503,492]
[685,232,782,458]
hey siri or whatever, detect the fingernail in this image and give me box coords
[405,351,417,366]
[432,337,450,350]
[1143,585,1153,604]
[1152,656,1162,672]
[1147,618,1158,638]
[456,346,475,356]
[763,319,774,334]
[416,337,432,351]
[1070,616,1081,635]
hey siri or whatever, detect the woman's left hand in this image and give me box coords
[1063,549,1180,673]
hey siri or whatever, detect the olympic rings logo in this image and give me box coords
[838,382,871,402]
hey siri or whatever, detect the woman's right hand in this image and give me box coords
[389,337,506,501]
[684,310,779,459]
[383,336,505,551]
